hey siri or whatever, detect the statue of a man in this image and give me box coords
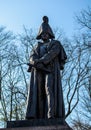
[26,16,67,119]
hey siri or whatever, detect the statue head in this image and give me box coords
[36,16,55,40]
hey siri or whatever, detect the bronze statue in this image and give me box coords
[26,16,67,119]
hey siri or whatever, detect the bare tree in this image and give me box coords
[62,37,90,118]
[70,7,91,129]
[0,23,90,129]
[75,7,91,47]
[0,27,28,127]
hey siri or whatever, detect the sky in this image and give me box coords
[0,0,91,38]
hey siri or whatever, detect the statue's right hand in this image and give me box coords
[30,59,39,65]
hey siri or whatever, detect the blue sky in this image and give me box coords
[0,0,90,38]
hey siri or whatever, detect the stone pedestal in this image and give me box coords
[0,119,73,130]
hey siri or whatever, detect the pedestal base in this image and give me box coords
[0,119,73,130]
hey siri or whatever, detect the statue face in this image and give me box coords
[41,32,50,41]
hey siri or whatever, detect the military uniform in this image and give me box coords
[26,16,67,119]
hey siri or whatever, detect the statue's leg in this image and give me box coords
[45,73,54,119]
[37,71,45,118]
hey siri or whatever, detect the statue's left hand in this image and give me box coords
[36,63,44,69]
